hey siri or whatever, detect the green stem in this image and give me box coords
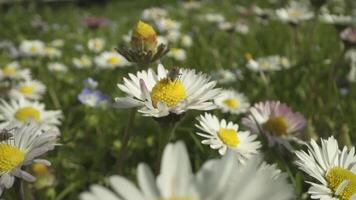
[14,179,24,200]
[117,108,137,173]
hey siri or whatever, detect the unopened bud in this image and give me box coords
[131,20,157,53]
[339,123,353,149]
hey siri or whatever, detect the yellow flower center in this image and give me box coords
[19,85,34,94]
[134,20,156,38]
[218,128,240,147]
[325,167,356,200]
[107,56,120,65]
[14,106,40,122]
[289,10,301,18]
[0,144,25,173]
[263,116,288,136]
[3,66,16,76]
[170,48,179,53]
[31,163,48,176]
[150,78,186,107]
[223,98,238,109]
[30,46,38,53]
[244,53,253,61]
[94,41,103,50]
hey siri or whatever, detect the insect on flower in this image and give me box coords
[0,127,16,142]
[167,67,182,81]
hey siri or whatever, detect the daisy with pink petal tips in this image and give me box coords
[242,101,306,150]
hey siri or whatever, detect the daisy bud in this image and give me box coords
[244,52,252,61]
[131,20,157,53]
[303,119,319,141]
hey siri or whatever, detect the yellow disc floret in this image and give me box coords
[150,78,186,108]
[107,56,120,65]
[218,128,240,147]
[15,106,40,122]
[3,66,16,76]
[0,144,25,173]
[325,167,356,200]
[19,85,34,94]
[223,98,238,109]
[263,116,288,136]
[134,20,156,38]
[131,20,157,52]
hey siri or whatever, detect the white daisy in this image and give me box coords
[0,97,62,129]
[295,136,356,200]
[0,122,59,196]
[196,153,296,200]
[203,13,225,23]
[141,7,167,21]
[242,101,306,150]
[167,48,187,61]
[156,18,181,32]
[19,40,45,57]
[87,38,105,53]
[80,141,199,200]
[181,34,193,47]
[95,51,130,69]
[115,64,220,118]
[213,69,236,84]
[80,141,295,200]
[9,79,46,100]
[50,39,64,47]
[47,62,68,73]
[72,55,92,69]
[214,89,250,115]
[0,62,30,81]
[246,55,290,72]
[276,1,314,25]
[195,113,260,163]
[43,46,62,59]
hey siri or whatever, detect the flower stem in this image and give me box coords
[14,179,24,200]
[117,108,137,173]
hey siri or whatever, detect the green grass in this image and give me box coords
[0,0,355,199]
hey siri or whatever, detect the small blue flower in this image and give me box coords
[78,87,109,107]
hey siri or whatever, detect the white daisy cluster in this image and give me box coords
[201,12,250,34]
[275,1,314,25]
[246,55,292,72]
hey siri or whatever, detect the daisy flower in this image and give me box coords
[181,34,193,47]
[214,89,250,115]
[72,55,92,69]
[295,136,356,200]
[9,79,46,100]
[80,141,294,200]
[115,64,220,118]
[156,18,181,32]
[167,48,187,61]
[95,51,130,69]
[246,55,290,72]
[87,38,105,53]
[319,12,353,26]
[141,7,167,21]
[80,141,199,200]
[242,101,306,149]
[0,62,30,81]
[195,113,260,163]
[47,62,68,73]
[43,46,62,59]
[213,69,236,84]
[276,1,314,25]
[19,40,45,57]
[0,122,60,196]
[0,97,62,129]
[203,13,225,23]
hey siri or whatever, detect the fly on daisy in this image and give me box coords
[295,136,356,200]
[115,64,220,118]
[195,113,260,163]
[242,101,306,150]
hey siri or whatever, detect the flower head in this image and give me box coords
[131,20,157,53]
[9,79,46,100]
[0,122,59,196]
[78,88,109,108]
[195,113,260,163]
[295,136,356,200]
[214,89,250,115]
[242,101,306,149]
[115,64,220,118]
[276,1,314,25]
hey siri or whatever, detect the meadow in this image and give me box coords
[0,0,355,199]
